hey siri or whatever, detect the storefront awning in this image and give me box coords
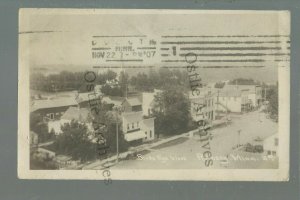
[124,131,145,142]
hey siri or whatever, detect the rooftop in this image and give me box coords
[223,84,260,93]
[61,107,92,123]
[123,97,142,106]
[30,97,78,112]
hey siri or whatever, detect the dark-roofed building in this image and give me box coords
[122,97,142,112]
[30,97,78,121]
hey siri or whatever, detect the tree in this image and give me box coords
[152,88,192,137]
[101,111,129,153]
[148,69,160,90]
[215,82,225,88]
[53,121,97,162]
[266,85,278,118]
[228,78,259,85]
[30,113,53,143]
[106,70,117,81]
[100,84,123,96]
[92,103,130,154]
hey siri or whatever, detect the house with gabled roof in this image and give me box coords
[48,107,93,135]
[121,111,155,142]
[223,84,263,107]
[122,96,142,112]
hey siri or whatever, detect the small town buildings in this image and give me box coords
[215,85,256,113]
[189,88,216,122]
[121,111,155,142]
[222,84,263,108]
[48,107,93,135]
[120,96,155,142]
[263,133,278,156]
[122,111,145,142]
[102,96,124,110]
[31,97,78,121]
[122,97,142,112]
[142,89,162,117]
[75,92,102,108]
[215,89,245,113]
[141,118,155,141]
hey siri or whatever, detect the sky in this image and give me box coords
[19,9,290,83]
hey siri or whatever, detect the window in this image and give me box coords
[127,124,130,130]
[50,113,54,120]
[137,122,139,128]
[132,123,134,129]
[150,130,152,138]
[145,131,147,139]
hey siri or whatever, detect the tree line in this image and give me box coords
[31,68,190,96]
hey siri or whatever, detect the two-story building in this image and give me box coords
[189,88,216,123]
[222,84,263,108]
[121,97,155,143]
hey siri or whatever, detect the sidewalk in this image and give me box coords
[81,131,192,169]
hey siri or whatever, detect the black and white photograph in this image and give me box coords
[18,9,290,181]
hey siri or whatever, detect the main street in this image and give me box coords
[102,110,277,170]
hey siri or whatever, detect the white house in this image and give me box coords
[142,92,155,117]
[121,111,155,142]
[141,118,155,141]
[141,89,161,116]
[223,84,263,108]
[122,111,144,142]
[216,89,243,113]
